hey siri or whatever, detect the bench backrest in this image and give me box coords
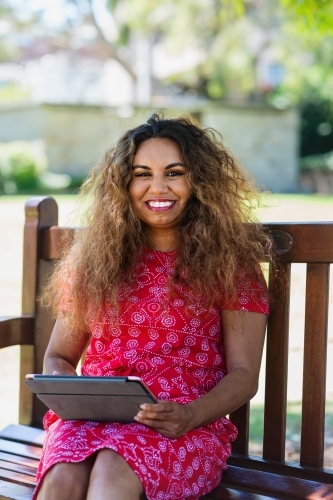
[4,196,332,486]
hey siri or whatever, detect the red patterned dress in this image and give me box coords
[33,248,269,500]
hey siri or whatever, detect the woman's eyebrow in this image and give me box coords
[132,162,186,170]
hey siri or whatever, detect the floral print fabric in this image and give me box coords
[33,248,269,500]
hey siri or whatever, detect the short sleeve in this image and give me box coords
[221,268,269,315]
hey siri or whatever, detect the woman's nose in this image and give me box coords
[149,175,168,194]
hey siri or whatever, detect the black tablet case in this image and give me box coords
[25,376,157,422]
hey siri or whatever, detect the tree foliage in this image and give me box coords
[281,0,333,37]
[1,0,333,103]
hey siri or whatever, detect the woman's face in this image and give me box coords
[129,138,191,233]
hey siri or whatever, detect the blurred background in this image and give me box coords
[0,0,332,466]
[0,0,333,193]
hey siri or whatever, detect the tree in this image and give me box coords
[281,0,333,37]
[1,0,333,102]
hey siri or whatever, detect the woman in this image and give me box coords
[35,114,272,500]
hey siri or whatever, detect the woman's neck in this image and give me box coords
[147,229,178,252]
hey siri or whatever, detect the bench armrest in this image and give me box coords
[0,316,34,349]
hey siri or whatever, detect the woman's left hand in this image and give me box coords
[134,401,195,438]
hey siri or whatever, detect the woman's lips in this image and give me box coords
[145,200,176,211]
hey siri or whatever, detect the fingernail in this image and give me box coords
[140,404,147,410]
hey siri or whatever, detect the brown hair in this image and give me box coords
[41,113,274,337]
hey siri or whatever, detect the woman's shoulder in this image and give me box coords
[221,267,269,315]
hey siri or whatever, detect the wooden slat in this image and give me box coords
[42,226,76,260]
[32,259,58,426]
[228,454,333,484]
[0,479,34,500]
[22,197,58,316]
[220,466,333,499]
[0,461,36,478]
[300,263,330,468]
[203,486,276,499]
[0,453,39,470]
[265,223,333,263]
[263,263,291,461]
[22,197,58,427]
[0,468,36,487]
[229,403,249,455]
[0,426,45,448]
[0,440,41,461]
[41,223,333,263]
[0,318,33,349]
[18,347,34,426]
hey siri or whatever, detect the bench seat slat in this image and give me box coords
[0,453,39,471]
[0,479,34,500]
[204,486,285,499]
[0,426,45,449]
[0,468,36,487]
[221,466,333,499]
[0,461,36,479]
[301,263,330,468]
[0,441,41,461]
[263,263,290,461]
[228,455,333,484]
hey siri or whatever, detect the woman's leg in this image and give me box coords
[36,455,95,500]
[87,449,145,500]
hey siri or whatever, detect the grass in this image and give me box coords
[0,192,333,209]
[0,192,333,206]
[0,193,77,203]
[263,193,333,205]
[249,401,333,445]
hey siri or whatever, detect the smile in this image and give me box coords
[147,201,175,208]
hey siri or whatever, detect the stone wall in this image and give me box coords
[0,102,300,192]
[201,103,299,192]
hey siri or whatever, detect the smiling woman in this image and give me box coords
[36,113,274,500]
[129,138,190,249]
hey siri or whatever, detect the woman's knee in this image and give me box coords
[37,458,94,500]
[89,449,143,495]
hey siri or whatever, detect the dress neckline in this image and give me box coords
[143,246,178,256]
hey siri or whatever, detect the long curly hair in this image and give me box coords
[41,113,275,337]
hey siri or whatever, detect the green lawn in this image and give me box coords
[263,193,333,205]
[249,401,333,445]
[1,193,333,204]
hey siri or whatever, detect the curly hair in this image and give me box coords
[41,113,275,337]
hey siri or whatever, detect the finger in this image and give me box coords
[140,402,174,413]
[136,409,170,421]
[134,416,158,425]
[134,416,171,431]
[133,417,181,438]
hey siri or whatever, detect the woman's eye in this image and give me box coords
[167,171,182,177]
[135,172,150,177]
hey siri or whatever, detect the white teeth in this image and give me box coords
[148,201,174,207]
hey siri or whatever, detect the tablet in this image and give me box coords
[25,374,158,422]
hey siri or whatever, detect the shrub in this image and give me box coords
[299,151,333,172]
[0,140,47,193]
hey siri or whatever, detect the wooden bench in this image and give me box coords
[0,195,332,499]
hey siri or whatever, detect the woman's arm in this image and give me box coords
[134,310,267,438]
[43,317,91,375]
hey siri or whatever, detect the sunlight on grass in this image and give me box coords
[249,401,333,446]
